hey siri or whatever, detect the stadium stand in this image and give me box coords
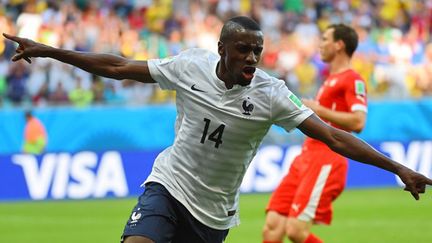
[0,0,431,108]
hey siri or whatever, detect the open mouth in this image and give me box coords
[242,66,256,80]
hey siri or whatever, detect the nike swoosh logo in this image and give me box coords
[191,84,206,93]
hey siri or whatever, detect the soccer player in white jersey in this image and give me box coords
[4,16,432,243]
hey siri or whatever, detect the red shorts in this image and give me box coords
[266,146,347,225]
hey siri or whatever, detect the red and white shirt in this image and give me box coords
[305,69,367,148]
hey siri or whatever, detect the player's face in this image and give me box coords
[218,30,263,86]
[319,28,338,63]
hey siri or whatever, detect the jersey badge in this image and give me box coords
[159,56,176,65]
[130,211,142,224]
[227,210,236,216]
[242,97,254,115]
[291,203,301,212]
[191,84,206,93]
[329,78,337,86]
[289,93,303,109]
[355,80,366,96]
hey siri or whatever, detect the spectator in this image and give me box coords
[6,61,28,105]
[103,81,125,105]
[49,81,69,105]
[22,110,47,154]
[31,80,49,106]
[1,0,432,106]
[413,42,432,96]
[69,76,93,107]
[0,75,5,106]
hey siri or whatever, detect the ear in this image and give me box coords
[218,41,225,56]
[336,40,345,52]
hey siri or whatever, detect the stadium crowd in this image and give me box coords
[0,0,432,108]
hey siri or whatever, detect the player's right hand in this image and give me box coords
[398,167,432,200]
[2,33,45,64]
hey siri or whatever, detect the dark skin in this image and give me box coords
[3,31,432,243]
[217,29,264,88]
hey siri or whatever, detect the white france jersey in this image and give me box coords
[145,48,313,230]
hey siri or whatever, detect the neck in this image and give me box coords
[216,61,234,89]
[328,55,351,75]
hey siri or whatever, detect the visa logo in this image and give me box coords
[240,141,432,193]
[381,141,432,186]
[241,145,301,193]
[12,151,128,200]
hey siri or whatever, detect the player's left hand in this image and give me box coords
[397,167,432,200]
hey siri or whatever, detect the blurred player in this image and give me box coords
[263,24,369,243]
[22,110,47,154]
[4,16,432,243]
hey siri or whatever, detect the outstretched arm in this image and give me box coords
[302,98,366,133]
[3,33,155,83]
[297,114,432,200]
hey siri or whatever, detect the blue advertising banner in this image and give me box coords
[0,150,160,200]
[1,140,431,201]
[1,99,432,155]
[0,105,177,154]
[241,141,432,192]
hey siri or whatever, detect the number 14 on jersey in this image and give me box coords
[200,118,225,148]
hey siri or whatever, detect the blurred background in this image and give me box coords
[0,0,431,242]
[1,0,432,108]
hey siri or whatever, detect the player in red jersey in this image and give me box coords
[263,24,367,243]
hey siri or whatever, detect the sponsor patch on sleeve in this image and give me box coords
[289,93,303,108]
[158,56,176,65]
[355,80,366,96]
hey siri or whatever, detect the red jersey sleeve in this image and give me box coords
[343,71,367,113]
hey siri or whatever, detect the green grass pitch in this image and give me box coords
[0,188,431,243]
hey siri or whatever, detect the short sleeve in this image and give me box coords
[271,80,314,132]
[345,76,368,113]
[148,54,185,90]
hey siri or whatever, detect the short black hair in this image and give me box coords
[220,16,261,42]
[327,24,358,57]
